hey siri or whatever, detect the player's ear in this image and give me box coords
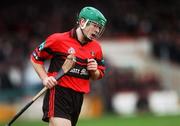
[79,18,89,29]
[79,18,85,26]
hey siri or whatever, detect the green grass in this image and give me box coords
[77,114,180,126]
[1,114,180,126]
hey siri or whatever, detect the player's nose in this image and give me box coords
[95,27,100,34]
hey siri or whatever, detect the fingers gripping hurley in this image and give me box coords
[6,55,76,126]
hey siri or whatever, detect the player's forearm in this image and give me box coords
[30,59,48,81]
[89,69,101,80]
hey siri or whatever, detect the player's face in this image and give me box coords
[83,21,104,40]
[79,19,105,40]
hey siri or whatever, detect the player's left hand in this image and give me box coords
[87,58,97,72]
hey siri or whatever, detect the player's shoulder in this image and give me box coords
[90,39,102,48]
[47,31,69,40]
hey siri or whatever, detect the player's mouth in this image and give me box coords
[91,33,97,39]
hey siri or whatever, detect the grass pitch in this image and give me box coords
[1,113,180,126]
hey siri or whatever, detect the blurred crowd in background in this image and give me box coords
[0,0,180,113]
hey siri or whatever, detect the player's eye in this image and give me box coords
[92,22,102,30]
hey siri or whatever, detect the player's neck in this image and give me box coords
[76,27,88,44]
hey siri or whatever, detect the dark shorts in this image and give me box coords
[42,85,84,126]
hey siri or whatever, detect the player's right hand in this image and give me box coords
[42,76,57,89]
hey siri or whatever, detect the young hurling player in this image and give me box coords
[31,6,107,126]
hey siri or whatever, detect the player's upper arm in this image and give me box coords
[30,34,59,64]
[95,45,106,79]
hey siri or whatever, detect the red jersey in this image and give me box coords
[31,29,105,93]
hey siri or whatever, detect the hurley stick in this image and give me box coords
[6,55,76,126]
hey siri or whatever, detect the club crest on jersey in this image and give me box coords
[90,51,95,57]
[68,47,75,54]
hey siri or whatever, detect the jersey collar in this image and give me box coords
[70,28,92,46]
